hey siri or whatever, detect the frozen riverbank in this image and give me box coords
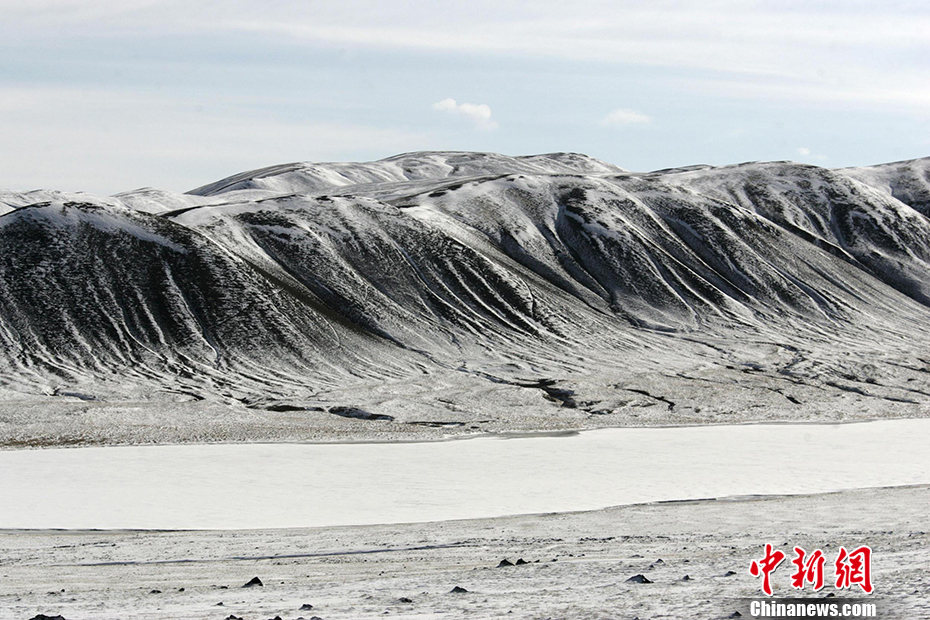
[2,419,929,529]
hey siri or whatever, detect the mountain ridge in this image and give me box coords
[2,152,929,444]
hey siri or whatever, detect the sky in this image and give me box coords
[1,0,929,194]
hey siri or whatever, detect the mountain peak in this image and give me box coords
[186,150,626,197]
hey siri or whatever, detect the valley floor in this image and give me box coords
[4,351,930,448]
[2,485,927,619]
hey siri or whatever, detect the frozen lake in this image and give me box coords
[2,419,928,529]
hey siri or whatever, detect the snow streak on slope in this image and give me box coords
[1,152,930,436]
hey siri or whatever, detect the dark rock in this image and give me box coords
[398,597,413,603]
[149,589,161,594]
[514,558,528,565]
[626,574,653,584]
[300,603,315,610]
[730,613,742,618]
[329,406,394,421]
[407,420,466,428]
[29,616,67,620]
[723,570,737,577]
[681,575,692,581]
[654,558,664,564]
[450,586,469,593]
[540,386,578,408]
[178,587,185,592]
[497,559,514,567]
[224,616,243,620]
[243,576,263,588]
[265,403,309,412]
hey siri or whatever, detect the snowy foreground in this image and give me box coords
[2,486,927,620]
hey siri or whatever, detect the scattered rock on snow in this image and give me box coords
[497,559,514,567]
[242,576,263,588]
[300,603,314,610]
[450,586,469,593]
[626,574,653,584]
[29,615,67,620]
[398,597,413,603]
[515,558,528,565]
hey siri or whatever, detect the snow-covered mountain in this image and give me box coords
[2,152,930,429]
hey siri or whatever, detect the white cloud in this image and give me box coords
[600,108,651,127]
[795,146,828,162]
[432,98,498,131]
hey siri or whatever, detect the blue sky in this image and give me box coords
[1,0,929,193]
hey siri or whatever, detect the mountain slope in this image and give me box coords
[2,152,929,443]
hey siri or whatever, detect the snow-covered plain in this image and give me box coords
[3,486,928,620]
[2,419,929,530]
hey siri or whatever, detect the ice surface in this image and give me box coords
[2,419,928,529]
